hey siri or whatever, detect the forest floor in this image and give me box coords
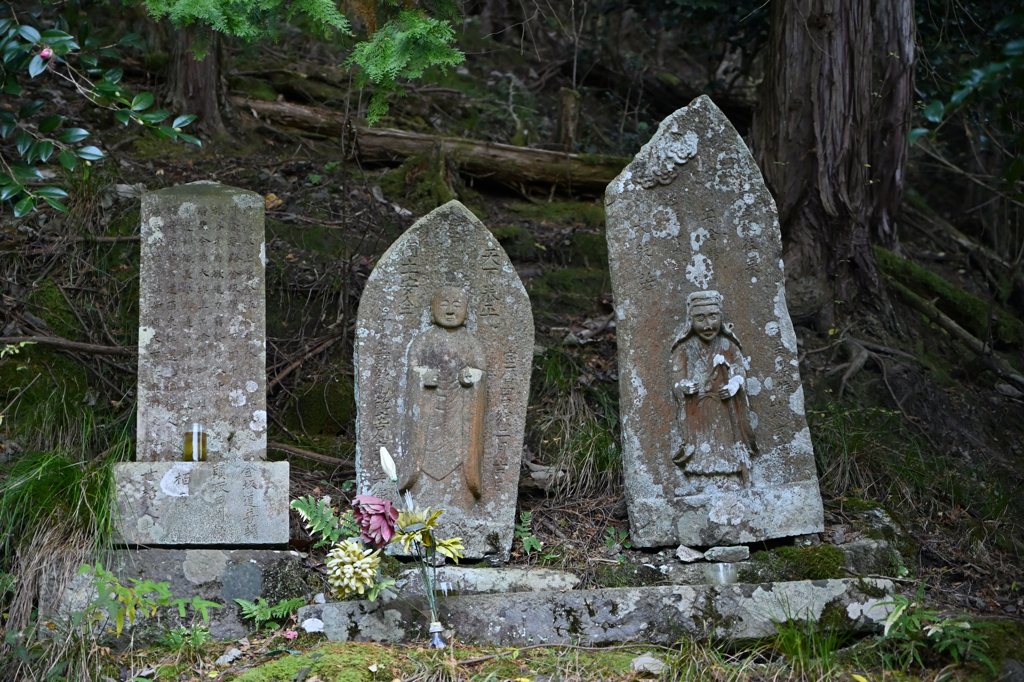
[2,16,1024,682]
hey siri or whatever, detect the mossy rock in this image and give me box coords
[378,150,457,215]
[230,76,278,102]
[235,642,398,682]
[593,561,663,588]
[567,232,608,268]
[742,545,847,582]
[285,374,354,436]
[489,225,536,262]
[875,246,1024,348]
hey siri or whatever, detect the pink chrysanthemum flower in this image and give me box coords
[352,494,399,548]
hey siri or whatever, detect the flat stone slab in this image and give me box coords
[395,567,579,597]
[298,578,894,645]
[41,549,309,640]
[115,461,289,546]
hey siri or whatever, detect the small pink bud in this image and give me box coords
[40,48,53,59]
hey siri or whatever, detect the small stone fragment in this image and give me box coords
[704,546,749,562]
[675,544,704,563]
[996,382,1024,399]
[630,654,665,675]
[301,618,325,633]
[216,648,243,666]
[314,592,326,604]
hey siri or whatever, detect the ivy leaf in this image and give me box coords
[57,127,89,143]
[13,195,36,218]
[17,26,41,44]
[75,145,105,160]
[131,92,153,111]
[38,115,64,134]
[58,149,77,171]
[28,54,46,78]
[922,101,944,123]
[18,100,44,118]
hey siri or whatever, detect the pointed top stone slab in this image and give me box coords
[606,96,824,548]
[355,201,533,560]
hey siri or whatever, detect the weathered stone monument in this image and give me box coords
[605,96,824,548]
[355,200,532,560]
[115,182,289,545]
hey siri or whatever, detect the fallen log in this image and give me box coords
[232,97,629,193]
[0,335,136,356]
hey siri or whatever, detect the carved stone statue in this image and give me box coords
[399,286,487,502]
[671,290,757,488]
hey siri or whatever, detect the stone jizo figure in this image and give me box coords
[671,291,757,490]
[400,286,487,502]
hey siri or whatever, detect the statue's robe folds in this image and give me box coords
[401,325,487,505]
[671,333,757,478]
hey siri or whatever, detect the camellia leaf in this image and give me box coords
[907,128,930,147]
[43,196,68,213]
[158,125,179,139]
[18,100,44,118]
[0,112,16,137]
[103,67,123,84]
[13,195,36,218]
[113,110,131,126]
[131,92,153,111]
[0,183,22,201]
[0,19,12,35]
[28,54,46,78]
[58,149,77,171]
[57,127,90,143]
[74,145,105,160]
[38,114,63,134]
[922,101,944,124]
[34,186,69,199]
[36,141,54,163]
[178,133,202,147]
[3,79,22,96]
[17,25,41,44]
[172,114,197,129]
[15,130,32,155]
[40,29,72,41]
[118,33,144,49]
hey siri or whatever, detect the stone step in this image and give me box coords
[298,578,894,646]
[395,566,580,596]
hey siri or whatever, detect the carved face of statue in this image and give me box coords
[432,287,469,328]
[691,304,722,342]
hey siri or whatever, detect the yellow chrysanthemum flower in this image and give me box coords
[434,537,465,563]
[325,539,380,597]
[394,507,444,552]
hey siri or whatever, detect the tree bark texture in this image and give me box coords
[752,0,915,323]
[168,27,228,135]
[233,97,629,192]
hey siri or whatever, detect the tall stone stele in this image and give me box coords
[115,182,289,546]
[355,201,533,560]
[606,96,824,548]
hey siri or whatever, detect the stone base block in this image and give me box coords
[40,549,312,641]
[298,578,893,646]
[395,567,579,597]
[115,461,289,546]
[631,480,825,548]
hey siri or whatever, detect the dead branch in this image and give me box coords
[267,334,344,391]
[0,335,136,356]
[232,97,629,192]
[267,441,353,470]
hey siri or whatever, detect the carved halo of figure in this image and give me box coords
[399,286,487,503]
[670,290,758,488]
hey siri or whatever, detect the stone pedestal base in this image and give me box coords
[299,578,894,645]
[114,461,290,546]
[40,549,311,640]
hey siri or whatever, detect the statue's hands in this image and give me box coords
[677,380,698,396]
[459,367,483,387]
[718,387,733,400]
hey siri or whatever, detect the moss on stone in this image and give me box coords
[747,545,847,582]
[875,246,1024,348]
[592,561,663,588]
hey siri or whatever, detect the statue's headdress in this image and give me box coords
[673,289,742,349]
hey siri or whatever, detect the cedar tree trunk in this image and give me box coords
[168,27,228,136]
[752,0,915,325]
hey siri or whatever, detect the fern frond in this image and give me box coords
[290,496,358,547]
